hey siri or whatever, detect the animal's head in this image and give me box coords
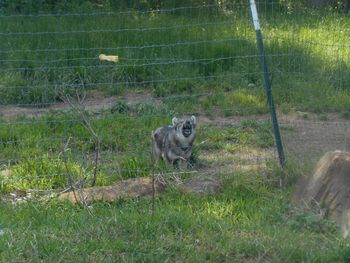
[172,115,196,138]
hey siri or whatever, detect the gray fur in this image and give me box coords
[152,115,196,169]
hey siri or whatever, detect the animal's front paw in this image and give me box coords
[173,158,189,171]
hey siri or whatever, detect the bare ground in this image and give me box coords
[200,112,350,165]
[0,89,160,119]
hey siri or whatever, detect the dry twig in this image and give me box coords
[60,80,101,187]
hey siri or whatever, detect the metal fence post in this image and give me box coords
[249,0,286,167]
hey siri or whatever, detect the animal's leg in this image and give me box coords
[172,157,188,170]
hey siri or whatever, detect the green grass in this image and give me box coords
[0,3,350,262]
[0,105,275,192]
[0,4,348,113]
[1,170,349,262]
[198,119,274,153]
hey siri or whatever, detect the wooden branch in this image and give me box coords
[61,86,100,187]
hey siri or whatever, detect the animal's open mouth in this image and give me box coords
[182,125,192,137]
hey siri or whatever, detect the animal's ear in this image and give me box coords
[190,115,196,125]
[172,117,178,126]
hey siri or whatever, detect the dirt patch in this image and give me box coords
[58,176,165,203]
[0,89,160,119]
[178,176,221,195]
[280,118,350,164]
[199,112,350,165]
[123,89,162,106]
[57,175,221,204]
[198,114,270,126]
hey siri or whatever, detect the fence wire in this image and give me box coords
[0,1,349,192]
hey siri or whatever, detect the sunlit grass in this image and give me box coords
[0,108,276,192]
[1,167,348,262]
[0,7,348,113]
[0,4,350,262]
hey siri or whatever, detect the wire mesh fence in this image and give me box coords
[0,1,349,193]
